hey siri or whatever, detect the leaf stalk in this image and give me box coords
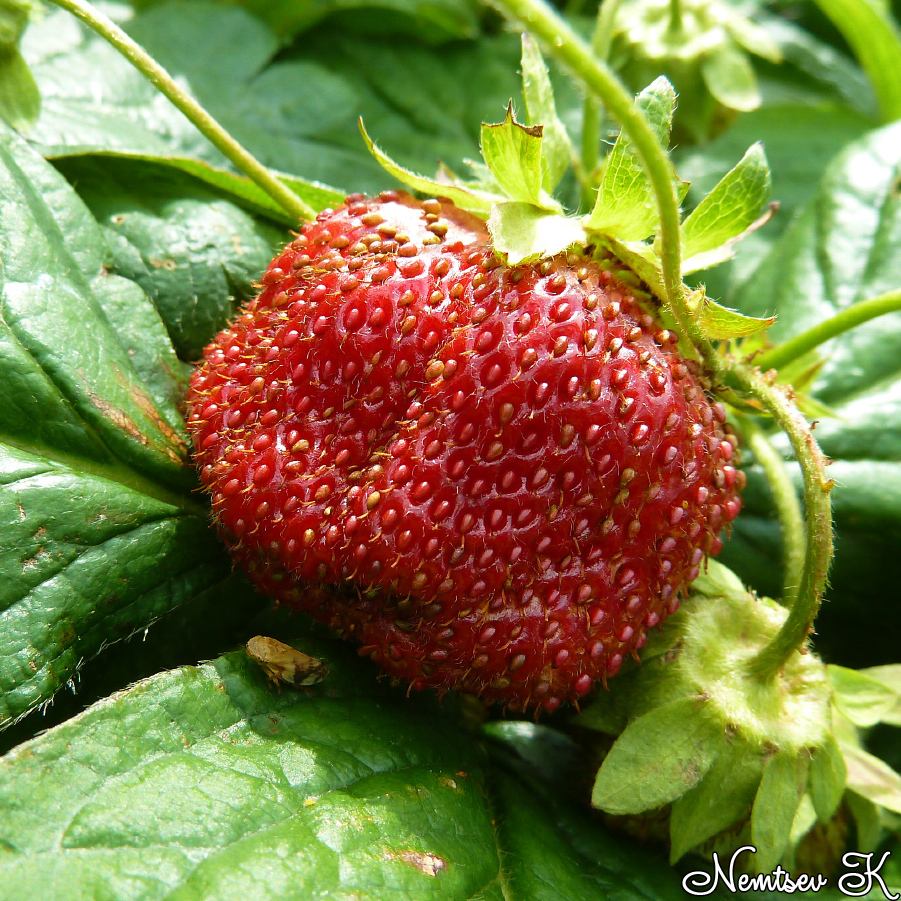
[47,0,316,223]
[739,417,806,606]
[580,0,624,209]
[754,288,901,372]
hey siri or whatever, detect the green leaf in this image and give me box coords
[669,737,764,863]
[809,732,848,822]
[520,33,571,194]
[90,273,188,415]
[0,641,694,900]
[480,105,547,208]
[843,743,901,815]
[830,664,901,727]
[700,42,761,113]
[675,102,874,293]
[0,121,235,725]
[811,0,901,122]
[722,127,901,669]
[487,203,586,265]
[175,0,484,43]
[55,156,286,360]
[0,124,187,483]
[723,121,901,646]
[0,46,38,131]
[587,77,676,242]
[750,750,809,872]
[491,764,697,901]
[591,696,723,815]
[755,13,875,116]
[0,644,494,898]
[682,143,771,263]
[25,5,556,199]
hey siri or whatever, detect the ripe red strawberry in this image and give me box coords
[187,190,743,712]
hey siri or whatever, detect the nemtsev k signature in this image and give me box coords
[682,845,899,897]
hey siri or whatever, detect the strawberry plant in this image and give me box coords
[2,0,901,898]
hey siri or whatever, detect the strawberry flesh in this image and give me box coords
[188,191,743,711]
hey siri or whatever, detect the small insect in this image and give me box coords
[246,636,329,689]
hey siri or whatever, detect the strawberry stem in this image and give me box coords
[731,364,834,681]
[739,417,806,606]
[667,0,684,35]
[754,288,901,372]
[47,0,317,224]
[580,0,624,209]
[489,0,722,378]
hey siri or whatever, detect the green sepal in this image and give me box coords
[0,0,38,133]
[724,15,783,64]
[859,666,901,726]
[691,559,748,597]
[520,34,572,194]
[829,664,901,727]
[750,750,809,872]
[845,790,884,852]
[783,795,819,872]
[841,742,901,815]
[591,696,723,816]
[488,203,586,265]
[593,235,666,300]
[359,119,499,217]
[0,45,39,131]
[808,732,848,822]
[694,294,776,339]
[587,77,676,242]
[669,736,764,863]
[0,0,29,46]
[480,104,559,211]
[700,42,761,113]
[681,143,772,267]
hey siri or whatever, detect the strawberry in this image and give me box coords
[187,190,742,712]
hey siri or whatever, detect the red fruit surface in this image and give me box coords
[187,191,743,711]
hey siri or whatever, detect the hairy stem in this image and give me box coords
[580,0,623,209]
[731,365,834,680]
[490,0,721,377]
[48,0,316,223]
[740,418,806,606]
[755,288,901,372]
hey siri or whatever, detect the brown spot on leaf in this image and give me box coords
[385,849,447,877]
[88,386,187,465]
[22,547,49,571]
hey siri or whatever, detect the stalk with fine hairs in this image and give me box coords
[48,0,316,224]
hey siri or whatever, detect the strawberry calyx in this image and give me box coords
[361,48,775,344]
[582,560,901,874]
